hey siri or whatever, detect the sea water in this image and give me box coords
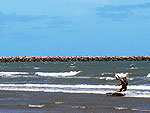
[0,61,150,112]
[0,61,150,98]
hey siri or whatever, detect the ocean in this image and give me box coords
[0,61,150,112]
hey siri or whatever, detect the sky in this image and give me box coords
[0,0,150,56]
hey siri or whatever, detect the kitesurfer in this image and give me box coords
[115,77,128,92]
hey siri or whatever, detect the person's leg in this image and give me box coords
[122,88,126,92]
[115,88,121,92]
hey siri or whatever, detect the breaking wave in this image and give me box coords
[0,71,81,77]
[0,84,149,98]
[35,71,81,77]
[0,72,29,76]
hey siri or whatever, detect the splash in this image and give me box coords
[115,73,128,79]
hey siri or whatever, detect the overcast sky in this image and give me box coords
[0,0,150,56]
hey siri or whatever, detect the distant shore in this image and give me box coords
[0,56,150,62]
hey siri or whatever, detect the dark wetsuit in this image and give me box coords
[120,80,128,91]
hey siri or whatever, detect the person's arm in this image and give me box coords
[115,83,121,86]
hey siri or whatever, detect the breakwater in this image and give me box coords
[0,56,150,62]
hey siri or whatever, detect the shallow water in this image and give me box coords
[0,91,150,113]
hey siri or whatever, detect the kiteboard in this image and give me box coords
[106,92,125,96]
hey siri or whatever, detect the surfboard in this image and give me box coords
[106,92,125,96]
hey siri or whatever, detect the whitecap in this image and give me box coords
[35,71,81,77]
[126,66,138,70]
[101,72,113,75]
[128,78,134,80]
[34,67,40,69]
[98,77,115,80]
[131,108,140,111]
[70,66,76,68]
[54,102,64,104]
[0,72,29,76]
[141,109,150,112]
[99,77,133,81]
[105,77,116,80]
[29,104,45,108]
[115,107,128,110]
[131,108,150,112]
[70,64,74,66]
[73,106,88,109]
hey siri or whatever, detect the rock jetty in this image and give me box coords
[0,56,150,62]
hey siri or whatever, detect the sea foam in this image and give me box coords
[0,84,150,98]
[29,104,45,108]
[35,71,81,77]
[0,71,81,78]
[0,72,29,76]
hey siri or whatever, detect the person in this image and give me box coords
[115,77,128,92]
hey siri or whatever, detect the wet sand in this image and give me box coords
[0,91,150,113]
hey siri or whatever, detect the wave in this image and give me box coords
[70,66,76,68]
[29,104,45,108]
[0,84,148,90]
[101,72,129,78]
[34,67,40,69]
[35,71,81,77]
[98,77,134,81]
[0,71,81,77]
[0,84,150,98]
[115,107,128,110]
[131,108,150,112]
[126,67,138,70]
[101,72,114,75]
[0,72,29,76]
[99,77,116,80]
[130,67,138,69]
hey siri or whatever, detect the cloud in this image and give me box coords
[0,11,49,23]
[30,16,75,33]
[44,16,74,28]
[0,11,75,32]
[96,2,150,21]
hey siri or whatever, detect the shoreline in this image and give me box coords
[0,56,150,62]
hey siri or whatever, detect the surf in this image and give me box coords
[0,84,149,98]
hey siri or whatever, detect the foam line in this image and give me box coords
[0,84,150,98]
[0,72,29,76]
[0,84,149,90]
